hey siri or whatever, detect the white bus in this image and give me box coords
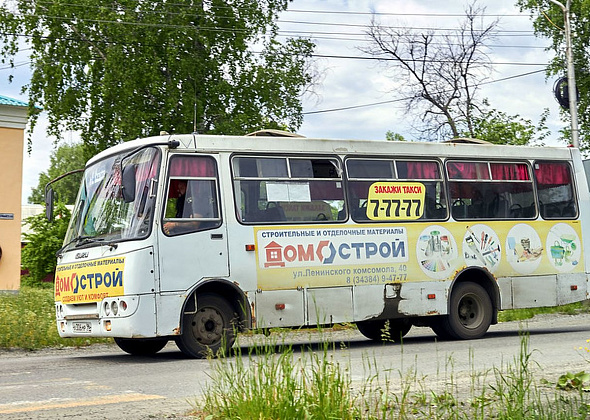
[50,132,590,358]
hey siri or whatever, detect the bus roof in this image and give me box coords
[87,133,574,167]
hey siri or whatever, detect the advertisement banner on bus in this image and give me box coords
[54,257,125,303]
[254,220,584,290]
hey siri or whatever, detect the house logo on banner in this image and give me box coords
[258,227,408,269]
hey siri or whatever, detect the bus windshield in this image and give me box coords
[63,147,160,250]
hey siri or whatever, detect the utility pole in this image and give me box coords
[548,0,579,148]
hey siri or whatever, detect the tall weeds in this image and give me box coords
[194,330,590,419]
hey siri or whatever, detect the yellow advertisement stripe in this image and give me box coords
[55,256,126,303]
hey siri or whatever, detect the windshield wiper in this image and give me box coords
[56,235,121,257]
[56,235,100,256]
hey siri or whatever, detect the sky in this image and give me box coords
[0,0,567,204]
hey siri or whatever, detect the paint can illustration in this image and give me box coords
[550,241,565,266]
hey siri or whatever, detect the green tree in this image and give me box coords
[385,131,406,141]
[465,104,551,145]
[28,142,87,205]
[0,1,315,155]
[21,203,71,284]
[516,0,589,149]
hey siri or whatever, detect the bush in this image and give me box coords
[21,203,71,284]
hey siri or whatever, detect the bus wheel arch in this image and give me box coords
[432,268,498,340]
[175,279,250,359]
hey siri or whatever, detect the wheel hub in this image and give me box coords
[191,307,224,345]
[458,295,482,328]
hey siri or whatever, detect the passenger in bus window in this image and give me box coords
[163,180,204,235]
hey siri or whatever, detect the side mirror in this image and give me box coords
[121,164,137,203]
[45,187,55,221]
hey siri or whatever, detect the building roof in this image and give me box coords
[0,94,28,107]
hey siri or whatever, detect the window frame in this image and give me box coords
[161,154,222,236]
[231,154,345,225]
[344,157,448,223]
[533,160,578,220]
[446,159,536,221]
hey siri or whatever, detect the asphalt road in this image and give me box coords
[1,313,589,419]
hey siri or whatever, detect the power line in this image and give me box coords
[31,1,533,19]
[0,32,550,68]
[303,68,548,115]
[0,60,29,70]
[285,9,532,18]
[277,32,549,49]
[278,19,535,33]
[309,53,548,67]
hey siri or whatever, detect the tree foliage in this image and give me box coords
[385,131,406,141]
[21,203,71,284]
[465,102,551,145]
[0,0,315,154]
[362,2,498,141]
[28,142,87,205]
[516,0,589,149]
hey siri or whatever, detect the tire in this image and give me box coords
[356,318,412,342]
[114,338,168,355]
[175,293,237,359]
[429,318,455,340]
[435,282,492,340]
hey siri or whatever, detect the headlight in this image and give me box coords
[104,301,111,316]
[111,301,119,316]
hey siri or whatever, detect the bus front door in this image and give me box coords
[157,155,229,297]
[157,224,229,291]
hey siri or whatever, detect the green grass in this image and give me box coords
[0,286,112,350]
[194,337,361,419]
[192,332,590,419]
[498,301,590,322]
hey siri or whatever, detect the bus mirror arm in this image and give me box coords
[44,168,85,221]
[45,187,54,221]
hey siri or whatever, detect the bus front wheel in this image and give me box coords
[433,282,492,340]
[114,338,168,355]
[356,318,412,342]
[175,293,237,359]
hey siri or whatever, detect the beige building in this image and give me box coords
[0,95,28,292]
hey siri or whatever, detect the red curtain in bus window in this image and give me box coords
[169,155,216,177]
[168,156,216,198]
[490,163,530,181]
[447,162,490,180]
[402,161,440,179]
[534,162,571,185]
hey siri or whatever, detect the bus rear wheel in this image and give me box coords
[356,318,412,342]
[114,338,168,355]
[433,282,492,340]
[175,293,237,359]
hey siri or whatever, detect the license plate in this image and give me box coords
[72,322,92,333]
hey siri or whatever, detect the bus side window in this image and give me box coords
[162,156,221,236]
[448,160,534,220]
[535,161,577,219]
[233,156,344,224]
